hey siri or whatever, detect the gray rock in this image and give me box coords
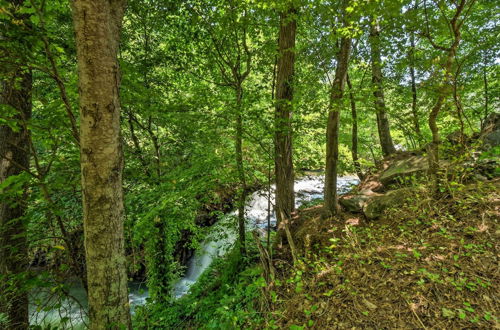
[363,188,415,219]
[379,155,429,185]
[482,130,500,148]
[339,194,373,213]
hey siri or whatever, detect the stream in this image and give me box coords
[30,175,358,328]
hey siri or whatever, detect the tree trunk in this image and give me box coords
[482,51,489,127]
[235,86,246,255]
[275,7,296,225]
[369,19,396,156]
[324,35,351,218]
[0,70,31,330]
[0,1,31,327]
[426,0,467,191]
[71,1,131,329]
[346,73,363,181]
[409,30,422,143]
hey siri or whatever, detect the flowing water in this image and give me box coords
[30,175,358,327]
[172,175,358,297]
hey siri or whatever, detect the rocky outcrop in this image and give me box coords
[480,113,500,149]
[363,188,416,219]
[340,187,417,220]
[379,155,429,185]
[339,190,381,213]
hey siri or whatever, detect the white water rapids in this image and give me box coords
[172,175,358,297]
[30,175,358,327]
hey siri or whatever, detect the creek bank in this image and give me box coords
[339,117,499,220]
[268,167,499,328]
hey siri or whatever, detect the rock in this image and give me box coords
[379,155,429,185]
[481,113,500,133]
[363,188,415,219]
[339,189,382,213]
[358,175,384,192]
[479,113,500,148]
[339,194,373,213]
[482,130,500,148]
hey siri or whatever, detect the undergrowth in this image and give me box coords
[265,179,499,329]
[133,242,264,329]
[134,178,499,329]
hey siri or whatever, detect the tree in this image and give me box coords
[275,4,296,226]
[323,1,351,217]
[71,0,131,328]
[421,0,475,189]
[0,1,32,327]
[369,17,396,156]
[347,73,363,180]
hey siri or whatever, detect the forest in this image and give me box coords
[0,0,498,329]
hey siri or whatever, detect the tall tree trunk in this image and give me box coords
[409,30,422,143]
[71,1,131,329]
[235,86,246,255]
[369,19,396,156]
[323,35,351,218]
[0,1,31,327]
[0,70,32,330]
[275,7,296,225]
[346,73,363,181]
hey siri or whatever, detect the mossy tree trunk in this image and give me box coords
[369,19,396,157]
[71,0,131,328]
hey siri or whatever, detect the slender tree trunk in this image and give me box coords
[0,70,31,330]
[409,31,422,143]
[275,7,296,225]
[346,73,363,180]
[235,86,246,255]
[369,19,396,156]
[323,35,351,218]
[426,0,467,191]
[482,51,489,127]
[71,1,131,329]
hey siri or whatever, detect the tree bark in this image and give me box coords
[275,7,296,225]
[409,30,422,143]
[369,19,396,156]
[482,51,489,126]
[346,73,363,181]
[235,86,246,255]
[0,70,31,330]
[0,1,31,327]
[71,1,131,329]
[323,34,351,218]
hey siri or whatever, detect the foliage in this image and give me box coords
[134,244,264,329]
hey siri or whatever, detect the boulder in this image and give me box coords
[482,130,500,148]
[480,113,500,148]
[363,188,415,219]
[339,194,373,213]
[339,189,382,213]
[379,155,429,185]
